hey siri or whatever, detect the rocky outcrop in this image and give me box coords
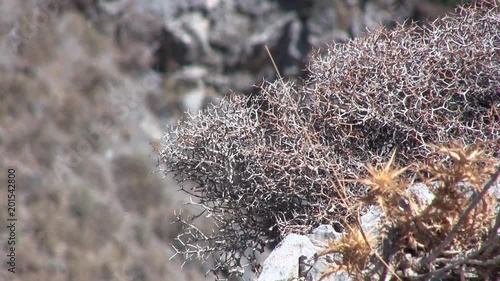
[257,208,381,281]
[258,181,500,281]
[98,0,425,113]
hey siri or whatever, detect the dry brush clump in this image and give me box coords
[158,1,500,277]
[318,225,377,280]
[319,142,499,280]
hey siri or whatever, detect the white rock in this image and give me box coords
[257,234,316,281]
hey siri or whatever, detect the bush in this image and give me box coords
[158,1,500,277]
[318,142,499,280]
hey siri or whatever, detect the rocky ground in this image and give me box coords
[0,0,457,280]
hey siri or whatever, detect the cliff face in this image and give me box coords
[0,1,457,281]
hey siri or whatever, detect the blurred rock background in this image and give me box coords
[0,0,460,280]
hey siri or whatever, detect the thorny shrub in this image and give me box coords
[158,1,500,277]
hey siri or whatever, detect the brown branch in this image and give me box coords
[417,165,500,269]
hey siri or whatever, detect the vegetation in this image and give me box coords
[159,1,500,279]
[319,142,499,280]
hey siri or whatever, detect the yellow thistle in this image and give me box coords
[355,150,409,213]
[318,226,375,280]
[425,141,494,187]
[360,150,408,194]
